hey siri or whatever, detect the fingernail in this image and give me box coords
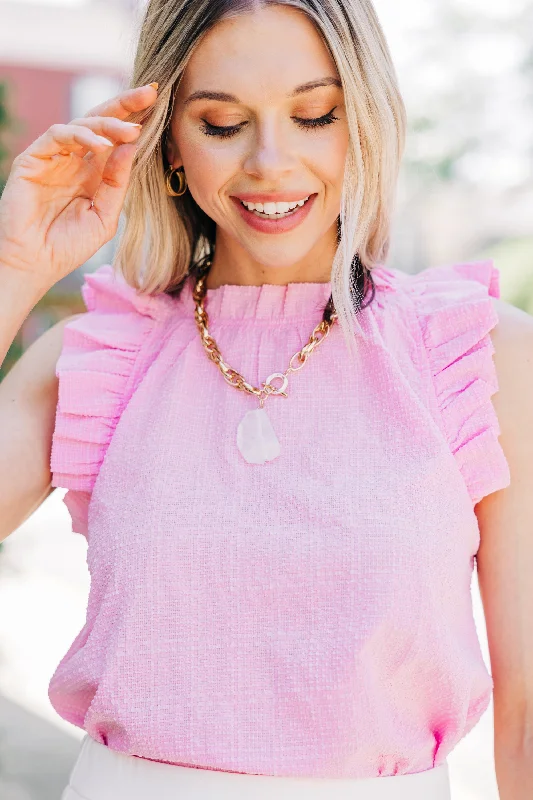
[124,122,143,127]
[149,82,159,90]
[96,135,114,146]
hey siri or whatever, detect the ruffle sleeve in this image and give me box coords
[50,263,170,534]
[405,259,511,508]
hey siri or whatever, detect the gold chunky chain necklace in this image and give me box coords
[192,260,338,465]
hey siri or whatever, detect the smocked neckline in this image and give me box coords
[178,274,333,321]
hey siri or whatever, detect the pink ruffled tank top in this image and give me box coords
[48,259,511,778]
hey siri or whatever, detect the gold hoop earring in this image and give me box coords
[165,166,187,197]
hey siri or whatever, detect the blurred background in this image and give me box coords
[0,0,532,797]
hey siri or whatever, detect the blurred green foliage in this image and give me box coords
[477,237,533,314]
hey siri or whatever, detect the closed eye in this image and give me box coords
[292,106,339,129]
[200,120,248,139]
[200,106,340,139]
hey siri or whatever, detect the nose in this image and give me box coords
[243,117,298,180]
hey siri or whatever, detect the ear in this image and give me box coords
[164,131,183,169]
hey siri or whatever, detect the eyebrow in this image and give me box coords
[183,77,342,105]
[291,77,342,96]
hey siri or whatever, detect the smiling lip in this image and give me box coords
[235,192,313,203]
[231,193,317,234]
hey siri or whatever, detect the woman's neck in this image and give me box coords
[204,228,337,289]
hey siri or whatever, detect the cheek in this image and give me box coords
[177,134,240,202]
[305,130,348,193]
[314,133,348,194]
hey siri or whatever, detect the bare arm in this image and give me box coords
[0,264,51,367]
[0,84,156,539]
[0,312,83,541]
[475,296,533,799]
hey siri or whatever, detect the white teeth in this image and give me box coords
[241,196,310,216]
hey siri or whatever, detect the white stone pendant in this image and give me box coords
[237,407,281,464]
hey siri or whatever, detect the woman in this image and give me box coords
[0,1,532,798]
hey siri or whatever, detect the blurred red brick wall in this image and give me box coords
[0,63,77,165]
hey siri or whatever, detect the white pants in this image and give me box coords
[61,734,451,800]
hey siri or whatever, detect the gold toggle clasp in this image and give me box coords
[260,372,289,406]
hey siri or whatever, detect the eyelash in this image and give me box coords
[200,107,339,139]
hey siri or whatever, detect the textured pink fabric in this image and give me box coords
[49,259,510,778]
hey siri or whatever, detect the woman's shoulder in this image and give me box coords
[55,261,192,361]
[481,290,533,502]
[371,258,514,507]
[371,257,533,414]
[55,263,182,369]
[371,257,500,304]
[49,264,190,499]
[76,261,178,321]
[370,258,503,353]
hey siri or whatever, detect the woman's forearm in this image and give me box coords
[496,740,533,799]
[0,262,51,370]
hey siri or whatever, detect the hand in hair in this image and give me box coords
[0,83,158,293]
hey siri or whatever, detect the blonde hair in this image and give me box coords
[115,0,407,359]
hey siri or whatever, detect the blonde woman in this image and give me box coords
[0,1,532,798]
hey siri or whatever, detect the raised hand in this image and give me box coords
[0,82,158,291]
